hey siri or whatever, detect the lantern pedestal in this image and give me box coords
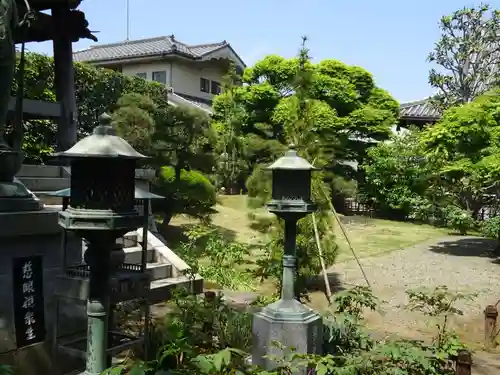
[81,239,113,375]
[60,210,142,375]
[252,299,323,372]
[251,213,323,374]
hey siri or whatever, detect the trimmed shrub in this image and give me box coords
[152,166,216,224]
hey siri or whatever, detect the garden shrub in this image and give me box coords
[176,224,256,291]
[245,164,271,209]
[443,205,475,235]
[107,285,470,375]
[481,216,500,252]
[152,166,216,224]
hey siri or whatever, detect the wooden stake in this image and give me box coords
[455,349,472,375]
[484,304,498,349]
[312,212,332,304]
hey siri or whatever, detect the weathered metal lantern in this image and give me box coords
[266,146,317,215]
[53,112,148,375]
[56,112,146,237]
[253,146,323,372]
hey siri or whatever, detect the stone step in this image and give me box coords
[123,245,155,264]
[147,262,173,280]
[36,193,64,206]
[117,233,139,248]
[20,177,70,192]
[149,275,204,304]
[18,164,64,178]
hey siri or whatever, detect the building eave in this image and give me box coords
[79,50,203,66]
[199,44,247,69]
[400,115,440,122]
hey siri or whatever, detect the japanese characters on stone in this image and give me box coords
[12,256,45,348]
[22,261,36,341]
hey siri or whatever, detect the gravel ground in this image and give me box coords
[224,236,500,373]
[330,236,500,342]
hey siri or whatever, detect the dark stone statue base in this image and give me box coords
[0,178,43,211]
[0,149,42,212]
[252,299,323,374]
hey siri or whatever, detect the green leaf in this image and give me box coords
[316,363,328,375]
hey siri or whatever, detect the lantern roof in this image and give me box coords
[47,186,164,200]
[53,113,148,159]
[267,146,318,170]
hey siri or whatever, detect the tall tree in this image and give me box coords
[212,62,249,192]
[112,93,157,155]
[212,42,399,186]
[428,4,500,110]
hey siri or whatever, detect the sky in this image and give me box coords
[26,0,500,103]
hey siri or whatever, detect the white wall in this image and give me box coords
[171,61,225,101]
[121,61,173,85]
[118,58,227,101]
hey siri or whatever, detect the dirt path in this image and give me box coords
[328,235,500,374]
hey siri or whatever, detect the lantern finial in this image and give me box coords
[94,112,116,136]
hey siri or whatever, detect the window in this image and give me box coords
[211,81,221,95]
[200,78,210,93]
[152,71,166,84]
[136,72,147,79]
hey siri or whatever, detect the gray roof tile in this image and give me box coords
[400,99,441,120]
[73,35,228,63]
[168,93,213,114]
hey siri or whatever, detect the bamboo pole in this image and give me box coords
[312,212,332,304]
[319,184,371,288]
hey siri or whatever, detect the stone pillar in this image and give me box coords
[52,7,77,152]
[0,207,83,375]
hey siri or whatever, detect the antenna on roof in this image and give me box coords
[126,0,130,41]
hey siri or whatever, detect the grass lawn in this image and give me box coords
[167,194,450,292]
[332,216,450,262]
[213,195,450,262]
[166,194,452,311]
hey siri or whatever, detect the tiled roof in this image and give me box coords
[168,91,213,115]
[73,35,229,63]
[400,99,441,120]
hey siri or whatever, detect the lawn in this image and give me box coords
[166,194,452,304]
[211,195,450,262]
[332,216,450,262]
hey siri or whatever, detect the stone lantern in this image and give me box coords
[53,113,147,375]
[252,146,323,373]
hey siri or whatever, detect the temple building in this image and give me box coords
[399,98,441,130]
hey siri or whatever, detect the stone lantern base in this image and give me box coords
[252,299,323,374]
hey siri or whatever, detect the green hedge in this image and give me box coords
[11,53,169,162]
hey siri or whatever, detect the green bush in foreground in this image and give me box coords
[104,285,470,375]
